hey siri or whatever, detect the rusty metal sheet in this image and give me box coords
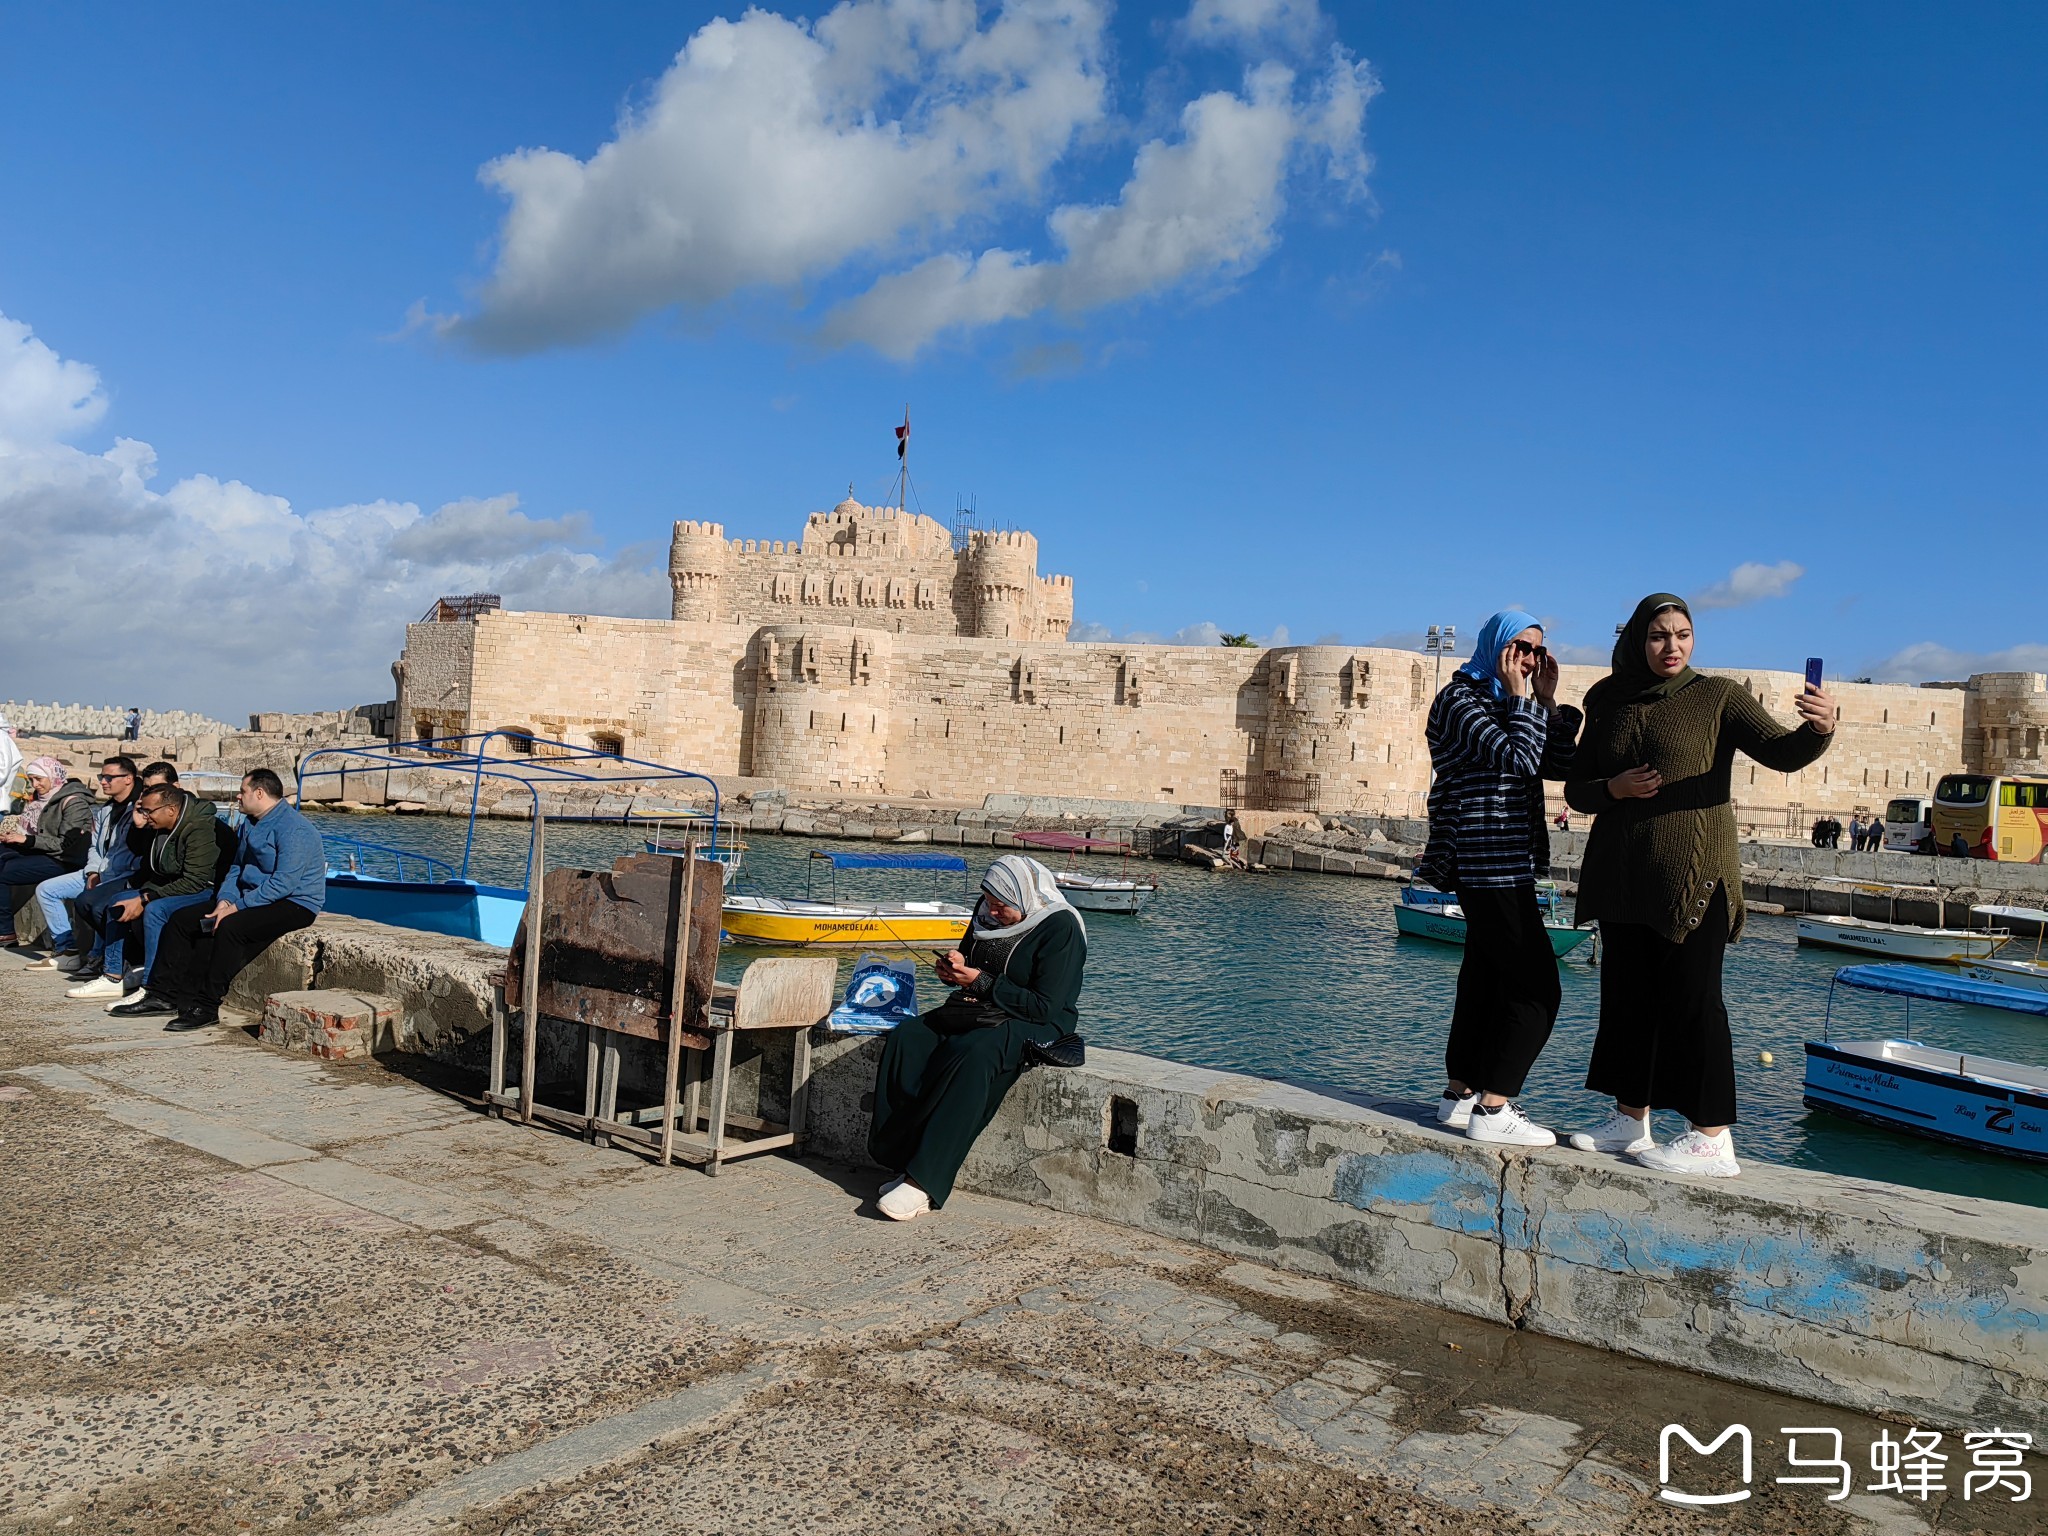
[505,852,722,1043]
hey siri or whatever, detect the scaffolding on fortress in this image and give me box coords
[1219,769,1323,814]
[421,593,502,623]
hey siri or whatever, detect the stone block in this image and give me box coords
[260,989,398,1061]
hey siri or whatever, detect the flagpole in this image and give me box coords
[899,403,910,513]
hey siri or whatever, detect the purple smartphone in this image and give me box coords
[1804,657,1824,692]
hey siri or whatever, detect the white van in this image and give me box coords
[1882,795,1933,853]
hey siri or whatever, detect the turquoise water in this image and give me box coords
[311,812,2047,1209]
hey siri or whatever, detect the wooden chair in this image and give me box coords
[680,956,837,1176]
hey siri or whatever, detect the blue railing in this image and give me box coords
[325,836,458,884]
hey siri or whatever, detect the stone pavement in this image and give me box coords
[0,965,2033,1535]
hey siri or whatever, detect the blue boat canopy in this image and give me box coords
[1835,964,2048,1017]
[810,850,969,871]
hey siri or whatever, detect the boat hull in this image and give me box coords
[1393,902,1592,957]
[1803,1040,2048,1160]
[324,874,529,948]
[721,898,971,948]
[1796,916,2005,963]
[1054,874,1156,913]
[1961,958,2048,994]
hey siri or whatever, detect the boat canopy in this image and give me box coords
[809,850,968,871]
[1971,904,2048,926]
[295,731,722,889]
[1834,964,2048,1017]
[1013,830,1134,853]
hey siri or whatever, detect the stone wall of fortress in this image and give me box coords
[396,609,1978,821]
[386,501,2047,820]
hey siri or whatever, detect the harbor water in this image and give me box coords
[311,811,2046,1210]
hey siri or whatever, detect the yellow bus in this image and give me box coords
[1930,773,2048,862]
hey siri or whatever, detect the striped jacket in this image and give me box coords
[1417,674,1581,891]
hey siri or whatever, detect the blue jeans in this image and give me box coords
[131,893,212,989]
[34,869,91,951]
[73,875,137,973]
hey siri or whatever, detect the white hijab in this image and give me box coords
[972,854,1085,944]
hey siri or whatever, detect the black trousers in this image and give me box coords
[1446,884,1561,1098]
[152,900,317,1010]
[868,1011,1052,1209]
[1585,888,1737,1126]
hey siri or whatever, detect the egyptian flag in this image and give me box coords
[895,411,910,461]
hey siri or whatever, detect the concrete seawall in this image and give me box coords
[230,914,2048,1437]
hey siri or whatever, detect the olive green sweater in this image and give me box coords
[1566,675,1830,943]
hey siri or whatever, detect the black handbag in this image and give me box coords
[1024,1032,1085,1069]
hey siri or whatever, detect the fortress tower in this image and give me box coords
[669,520,729,623]
[747,625,895,793]
[969,529,1040,641]
[1038,574,1074,640]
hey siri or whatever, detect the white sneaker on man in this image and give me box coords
[877,1180,932,1222]
[1464,1101,1556,1148]
[1569,1112,1654,1155]
[22,955,65,972]
[1635,1129,1740,1178]
[1435,1090,1478,1130]
[65,974,126,1001]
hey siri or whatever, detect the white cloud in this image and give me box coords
[1184,0,1325,52]
[820,55,1375,356]
[1691,559,1804,610]
[1868,642,2048,684]
[0,313,667,719]
[451,0,1372,358]
[1068,618,1287,646]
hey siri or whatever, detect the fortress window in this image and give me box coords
[1409,663,1422,706]
[590,732,623,758]
[500,729,535,756]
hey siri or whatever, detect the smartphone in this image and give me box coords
[199,917,217,934]
[930,951,949,967]
[1804,657,1824,693]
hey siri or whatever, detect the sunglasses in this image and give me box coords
[1510,640,1549,659]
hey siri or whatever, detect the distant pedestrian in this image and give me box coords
[1810,816,1826,848]
[1220,817,1235,860]
[1565,594,1835,1178]
[123,706,141,742]
[1418,608,1582,1150]
[1846,814,1864,851]
[1951,830,1970,858]
[1554,808,1570,834]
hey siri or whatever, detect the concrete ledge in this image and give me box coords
[934,1051,2047,1437]
[240,914,2048,1435]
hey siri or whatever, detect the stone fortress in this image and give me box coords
[391,496,2048,824]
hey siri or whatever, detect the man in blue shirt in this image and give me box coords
[153,768,324,1031]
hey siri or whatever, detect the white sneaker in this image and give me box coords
[1635,1129,1740,1178]
[66,974,127,1001]
[22,955,64,972]
[878,1175,906,1197]
[1465,1101,1556,1148]
[877,1180,932,1221]
[1569,1111,1654,1155]
[1435,1091,1478,1130]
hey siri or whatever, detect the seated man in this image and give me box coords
[97,782,236,1009]
[64,762,178,993]
[147,769,325,1031]
[24,756,142,975]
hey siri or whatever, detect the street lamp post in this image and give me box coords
[1425,625,1457,693]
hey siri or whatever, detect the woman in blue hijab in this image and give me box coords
[1416,609,1582,1148]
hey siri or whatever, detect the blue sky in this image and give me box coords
[1,1,2043,718]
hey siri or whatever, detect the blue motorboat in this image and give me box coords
[1802,965,2048,1161]
[297,732,723,950]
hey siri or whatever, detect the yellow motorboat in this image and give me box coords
[722,850,974,948]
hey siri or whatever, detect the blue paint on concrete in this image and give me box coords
[1331,1149,1498,1236]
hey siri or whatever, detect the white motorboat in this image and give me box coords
[1959,905,2048,992]
[1795,914,2007,963]
[1014,830,1160,914]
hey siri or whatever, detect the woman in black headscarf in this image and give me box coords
[868,855,1086,1221]
[1564,594,1835,1176]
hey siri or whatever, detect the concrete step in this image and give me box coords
[259,988,399,1061]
